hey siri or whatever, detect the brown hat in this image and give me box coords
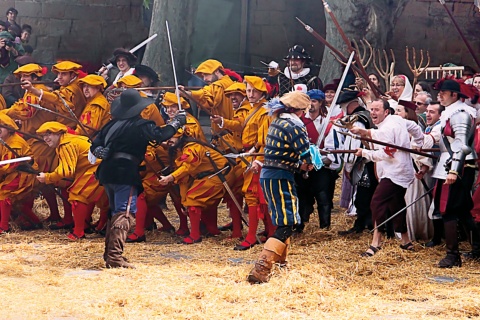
[109,48,137,67]
[280,91,311,110]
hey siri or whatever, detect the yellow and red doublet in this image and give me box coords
[141,144,170,206]
[75,91,110,137]
[44,134,104,204]
[170,142,233,208]
[0,133,37,201]
[41,78,87,128]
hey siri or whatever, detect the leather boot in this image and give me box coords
[248,238,286,284]
[277,237,290,268]
[425,219,443,247]
[105,212,135,269]
[318,204,331,229]
[438,220,461,268]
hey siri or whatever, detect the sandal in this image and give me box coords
[400,242,414,251]
[360,245,381,257]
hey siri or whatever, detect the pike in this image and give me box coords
[166,21,183,112]
[98,33,158,74]
[371,187,434,232]
[322,0,384,97]
[438,0,480,68]
[26,102,97,133]
[0,124,43,141]
[109,86,202,92]
[339,131,438,159]
[295,16,383,97]
[0,81,56,88]
[212,130,253,171]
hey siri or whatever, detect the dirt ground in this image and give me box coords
[0,194,480,320]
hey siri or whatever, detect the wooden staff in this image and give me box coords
[0,81,56,88]
[438,0,480,68]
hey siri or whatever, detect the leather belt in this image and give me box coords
[195,165,231,179]
[263,159,298,173]
[111,152,141,165]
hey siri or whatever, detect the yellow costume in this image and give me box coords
[75,91,110,136]
[40,61,87,128]
[37,125,103,204]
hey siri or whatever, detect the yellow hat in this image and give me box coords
[13,63,44,77]
[195,59,223,75]
[36,121,68,135]
[244,75,267,93]
[162,92,190,109]
[51,61,83,74]
[280,91,311,110]
[0,113,19,131]
[115,75,143,88]
[225,82,246,96]
[79,74,107,89]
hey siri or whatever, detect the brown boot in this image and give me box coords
[277,237,290,268]
[104,212,135,269]
[248,238,286,284]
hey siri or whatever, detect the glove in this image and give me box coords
[169,111,187,130]
[92,146,110,159]
[88,149,97,164]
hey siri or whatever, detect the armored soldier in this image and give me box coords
[432,80,478,268]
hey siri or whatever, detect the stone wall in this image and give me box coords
[0,0,148,72]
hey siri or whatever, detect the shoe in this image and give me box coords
[67,232,85,241]
[49,221,74,230]
[233,240,258,251]
[424,240,441,248]
[175,228,190,237]
[179,235,202,244]
[218,222,233,232]
[338,228,361,236]
[20,223,43,231]
[126,233,146,243]
[400,242,414,251]
[462,251,480,261]
[438,252,462,268]
[158,226,175,234]
[145,223,157,231]
[360,245,381,257]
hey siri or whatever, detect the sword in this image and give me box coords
[339,131,438,159]
[0,124,43,141]
[371,187,434,232]
[165,21,182,112]
[0,156,31,166]
[205,151,252,231]
[108,86,202,92]
[55,92,92,139]
[212,130,253,171]
[224,152,265,159]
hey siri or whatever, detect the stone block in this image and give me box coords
[42,3,66,19]
[14,1,42,18]
[36,35,61,49]
[255,0,286,12]
[43,19,72,37]
[253,10,270,26]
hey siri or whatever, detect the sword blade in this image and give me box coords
[0,156,31,166]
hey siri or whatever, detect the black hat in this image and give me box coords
[337,90,361,105]
[109,48,137,67]
[110,89,152,119]
[284,45,312,61]
[439,79,468,98]
[134,64,159,83]
[398,100,416,111]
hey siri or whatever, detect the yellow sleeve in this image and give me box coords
[254,113,271,162]
[171,144,203,182]
[44,143,78,184]
[190,86,215,111]
[41,87,75,113]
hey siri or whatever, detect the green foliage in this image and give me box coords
[143,0,151,9]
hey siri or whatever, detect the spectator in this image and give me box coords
[0,31,25,84]
[2,55,35,108]
[5,8,19,29]
[0,21,7,32]
[21,24,32,44]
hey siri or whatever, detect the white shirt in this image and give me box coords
[362,115,422,188]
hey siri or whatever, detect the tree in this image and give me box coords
[320,0,410,82]
[143,1,198,85]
